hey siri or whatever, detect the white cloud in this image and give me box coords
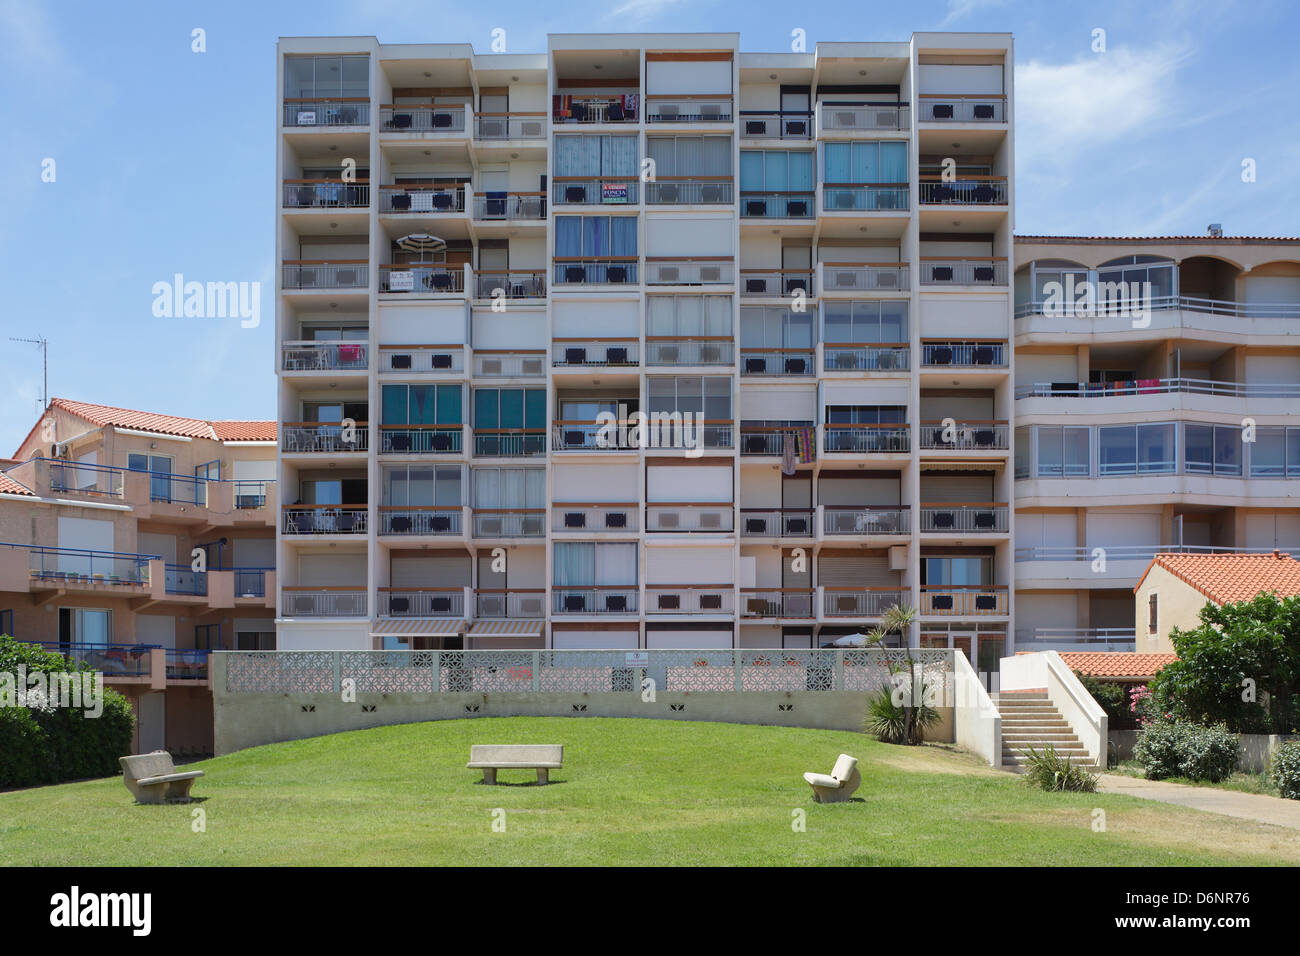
[606,0,692,24]
[940,0,1010,28]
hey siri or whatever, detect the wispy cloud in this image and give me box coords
[606,0,693,25]
[940,0,1010,27]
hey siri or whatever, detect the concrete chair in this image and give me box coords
[803,753,861,803]
[119,751,204,804]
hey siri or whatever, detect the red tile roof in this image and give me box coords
[210,420,278,442]
[1060,652,1176,680]
[0,472,34,496]
[1134,551,1300,605]
[13,399,276,456]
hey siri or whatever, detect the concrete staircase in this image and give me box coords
[993,691,1098,770]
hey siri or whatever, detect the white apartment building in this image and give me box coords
[274,31,1016,669]
[1013,235,1300,652]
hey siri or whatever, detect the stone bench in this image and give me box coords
[120,750,204,804]
[802,753,861,803]
[467,744,563,785]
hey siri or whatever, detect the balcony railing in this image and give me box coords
[644,421,733,449]
[380,345,464,374]
[553,421,639,452]
[918,94,1006,123]
[167,649,209,681]
[553,96,638,124]
[824,588,905,618]
[1014,627,1137,653]
[283,180,370,208]
[281,505,369,535]
[738,425,815,458]
[1014,295,1300,320]
[281,340,369,371]
[164,565,207,596]
[919,178,1008,205]
[282,422,369,453]
[26,546,150,585]
[234,568,269,598]
[283,98,369,127]
[378,506,462,536]
[379,185,465,214]
[739,509,814,537]
[645,502,734,532]
[822,507,909,536]
[740,269,814,297]
[921,341,1006,367]
[467,352,544,380]
[646,95,732,123]
[823,425,910,453]
[552,178,640,205]
[919,503,1009,533]
[740,192,815,218]
[822,185,908,212]
[471,509,546,537]
[920,586,1008,615]
[471,193,545,221]
[379,104,467,133]
[234,481,272,510]
[282,261,368,290]
[740,350,815,376]
[646,258,733,286]
[646,585,734,615]
[739,110,813,139]
[741,588,815,619]
[918,258,1008,286]
[378,425,462,454]
[819,103,910,131]
[473,430,547,457]
[473,113,546,140]
[1014,544,1300,564]
[918,421,1010,451]
[380,587,464,617]
[28,641,157,678]
[821,263,909,293]
[646,179,734,204]
[476,589,546,618]
[552,339,639,368]
[552,503,639,533]
[283,587,367,617]
[645,338,733,366]
[379,264,465,294]
[823,344,909,372]
[1014,378,1300,400]
[553,258,638,285]
[48,461,123,498]
[553,586,639,614]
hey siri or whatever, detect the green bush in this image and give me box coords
[1019,744,1098,792]
[1270,741,1300,800]
[0,707,57,788]
[863,685,940,745]
[1133,719,1240,782]
[1074,673,1138,729]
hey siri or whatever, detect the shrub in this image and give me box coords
[0,707,57,788]
[864,686,940,745]
[1270,741,1300,800]
[1133,719,1240,782]
[1020,744,1098,792]
[1074,673,1138,729]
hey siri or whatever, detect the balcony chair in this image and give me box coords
[565,594,586,612]
[974,429,996,447]
[658,594,681,611]
[605,594,628,612]
[837,595,858,614]
[802,753,861,804]
[746,278,768,294]
[972,346,996,365]
[785,120,807,136]
[787,200,808,216]
[388,433,412,452]
[432,112,453,129]
[932,512,956,529]
[430,596,452,613]
[296,186,317,207]
[389,113,413,129]
[974,594,998,611]
[389,193,412,211]
[700,593,723,611]
[973,184,996,204]
[564,512,586,529]
[565,266,586,283]
[974,512,997,530]
[930,594,954,611]
[746,200,767,216]
[657,184,679,203]
[606,347,629,365]
[565,347,587,365]
[786,517,808,535]
[565,185,587,203]
[606,102,625,122]
[431,432,452,451]
[745,357,768,374]
[607,265,629,283]
[294,595,316,614]
[785,357,807,375]
[929,346,953,365]
[701,345,722,363]
[389,596,410,614]
[658,345,680,363]
[973,266,996,282]
[745,120,767,136]
[390,515,413,534]
[430,272,453,291]
[701,184,724,203]
[973,103,996,120]
[430,514,452,533]
[604,511,627,529]
[930,266,954,282]
[564,430,585,448]
[932,104,954,119]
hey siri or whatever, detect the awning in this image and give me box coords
[467,619,544,637]
[370,618,465,637]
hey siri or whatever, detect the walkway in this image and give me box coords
[1099,773,1300,831]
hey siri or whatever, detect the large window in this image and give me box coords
[1035,425,1091,477]
[383,465,461,506]
[473,388,546,430]
[647,135,732,176]
[648,295,733,337]
[825,405,906,425]
[58,607,111,645]
[1098,423,1175,475]
[740,306,814,348]
[1097,255,1175,305]
[381,384,462,426]
[553,134,638,177]
[1250,427,1300,477]
[823,300,907,343]
[647,376,732,419]
[472,467,545,509]
[283,55,368,98]
[553,542,638,587]
[1184,424,1242,476]
[554,216,637,257]
[823,141,907,183]
[921,556,990,586]
[739,150,814,191]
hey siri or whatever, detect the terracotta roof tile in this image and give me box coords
[13,399,275,456]
[1060,652,1177,680]
[211,420,278,442]
[1136,552,1300,605]
[0,472,34,496]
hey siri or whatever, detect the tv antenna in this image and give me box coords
[10,336,48,412]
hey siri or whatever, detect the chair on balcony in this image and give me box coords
[432,112,453,129]
[930,594,954,610]
[972,346,996,365]
[973,103,996,120]
[745,517,768,534]
[932,512,955,529]
[606,102,625,123]
[389,596,410,614]
[929,346,953,366]
[565,347,587,365]
[431,514,452,533]
[390,515,413,534]
[746,200,767,216]
[745,278,768,294]
[605,594,628,612]
[974,512,997,530]
[605,511,627,529]
[701,184,724,203]
[785,358,807,375]
[606,347,629,365]
[745,357,768,374]
[430,596,452,613]
[657,594,680,611]
[565,266,586,283]
[700,593,723,611]
[932,104,954,119]
[745,120,767,136]
[973,266,996,282]
[293,595,316,615]
[564,512,586,529]
[565,185,587,203]
[930,266,954,282]
[564,594,586,612]
[974,593,998,611]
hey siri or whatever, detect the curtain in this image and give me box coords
[610,217,637,257]
[704,295,731,335]
[739,151,764,191]
[763,152,788,191]
[473,389,499,428]
[879,142,907,182]
[647,296,674,336]
[606,135,638,176]
[554,542,596,587]
[823,143,850,182]
[701,136,731,175]
[381,385,407,425]
[595,543,637,586]
[474,469,501,508]
[647,138,675,177]
[435,384,461,425]
[554,217,582,257]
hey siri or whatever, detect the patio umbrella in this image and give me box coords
[395,232,446,262]
[832,633,872,647]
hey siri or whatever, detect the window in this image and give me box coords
[553,134,638,178]
[823,300,907,343]
[1034,426,1090,477]
[647,136,732,176]
[1250,426,1300,477]
[739,150,814,192]
[823,141,907,183]
[647,376,732,420]
[922,556,990,586]
[236,631,276,651]
[554,216,637,258]
[472,388,546,430]
[1097,255,1175,308]
[194,459,220,481]
[1098,423,1175,475]
[472,468,545,509]
[381,384,462,426]
[58,608,111,645]
[825,405,905,425]
[0,609,12,636]
[383,465,462,507]
[740,306,814,349]
[1148,594,1158,633]
[1184,423,1241,476]
[648,295,733,337]
[194,624,220,650]
[283,55,369,99]
[553,542,638,586]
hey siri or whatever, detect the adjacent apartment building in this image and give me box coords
[0,400,277,753]
[274,31,1018,669]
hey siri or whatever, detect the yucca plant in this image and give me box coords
[861,604,940,745]
[1019,744,1098,792]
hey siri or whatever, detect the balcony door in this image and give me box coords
[127,453,173,503]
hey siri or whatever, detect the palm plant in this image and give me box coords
[861,604,939,745]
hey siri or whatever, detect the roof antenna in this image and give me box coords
[9,336,48,415]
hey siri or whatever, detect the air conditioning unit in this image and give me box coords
[51,441,72,459]
[480,119,506,138]
[481,358,502,375]
[657,266,680,283]
[875,111,898,129]
[521,358,544,376]
[520,121,543,137]
[699,266,721,282]
[479,595,506,616]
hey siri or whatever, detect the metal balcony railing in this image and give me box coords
[920,341,1006,367]
[919,504,1009,533]
[645,502,734,532]
[379,104,467,132]
[740,588,815,619]
[166,649,209,681]
[918,94,1005,123]
[378,425,462,454]
[646,95,732,123]
[553,95,639,124]
[379,346,464,374]
[553,258,638,285]
[822,344,909,372]
[25,546,151,585]
[919,178,1008,205]
[471,194,545,221]
[646,258,733,286]
[920,586,1008,615]
[918,258,1008,286]
[282,261,368,290]
[164,565,207,596]
[823,588,905,617]
[283,588,367,617]
[738,425,815,458]
[473,113,547,139]
[1015,294,1300,320]
[552,586,639,614]
[740,270,814,297]
[379,185,465,214]
[822,425,909,453]
[739,110,813,139]
[282,180,370,208]
[644,339,733,366]
[822,507,910,536]
[552,503,639,533]
[646,586,734,615]
[471,509,546,537]
[740,350,815,376]
[281,422,369,453]
[378,507,462,536]
[234,568,269,598]
[552,340,639,368]
[552,178,640,205]
[821,263,909,293]
[819,103,911,131]
[646,179,734,204]
[822,185,908,211]
[739,509,814,537]
[28,641,157,678]
[283,99,369,127]
[1014,378,1300,400]
[740,192,815,218]
[379,265,465,294]
[472,431,547,457]
[476,589,547,618]
[281,506,369,535]
[918,422,1010,451]
[380,588,464,617]
[281,341,368,371]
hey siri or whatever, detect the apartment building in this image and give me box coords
[0,400,277,754]
[274,31,1016,669]
[1013,235,1300,651]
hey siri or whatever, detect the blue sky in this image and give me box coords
[1,0,1297,453]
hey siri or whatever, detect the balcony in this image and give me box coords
[379,264,466,295]
[473,430,546,458]
[281,505,369,535]
[920,585,1008,615]
[283,587,367,617]
[552,178,640,205]
[553,258,638,286]
[553,340,639,368]
[821,263,909,294]
[918,258,1007,286]
[282,261,368,291]
[471,509,546,537]
[920,341,1006,368]
[378,425,462,455]
[378,507,463,536]
[823,344,909,373]
[821,185,908,213]
[28,642,158,680]
[822,506,909,536]
[282,422,369,453]
[818,103,910,132]
[646,258,732,286]
[471,194,545,222]
[553,421,636,453]
[739,509,814,537]
[381,587,465,617]
[739,425,814,459]
[1014,294,1300,321]
[166,649,210,682]
[822,425,909,454]
[919,178,1008,205]
[823,587,905,618]
[646,95,732,124]
[283,99,369,127]
[739,110,813,139]
[164,565,207,597]
[378,104,467,133]
[473,352,546,377]
[380,345,464,374]
[645,502,734,532]
[46,460,123,498]
[917,94,1006,123]
[646,585,734,615]
[1014,378,1300,401]
[281,341,368,372]
[26,547,151,588]
[282,180,370,209]
[553,95,638,125]
[740,192,815,218]
[553,586,638,614]
[1014,627,1138,653]
[646,179,734,205]
[740,350,815,376]
[379,184,465,214]
[919,503,1008,534]
[234,568,270,598]
[645,339,733,366]
[476,589,546,618]
[473,113,546,140]
[741,588,815,619]
[918,421,1010,452]
[740,269,814,298]
[553,503,639,533]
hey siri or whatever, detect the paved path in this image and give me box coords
[1099,773,1300,831]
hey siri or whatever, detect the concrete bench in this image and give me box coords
[467,744,563,785]
[802,753,861,803]
[119,750,204,804]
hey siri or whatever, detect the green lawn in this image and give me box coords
[3,718,1297,866]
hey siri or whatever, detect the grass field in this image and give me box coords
[3,717,1298,866]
